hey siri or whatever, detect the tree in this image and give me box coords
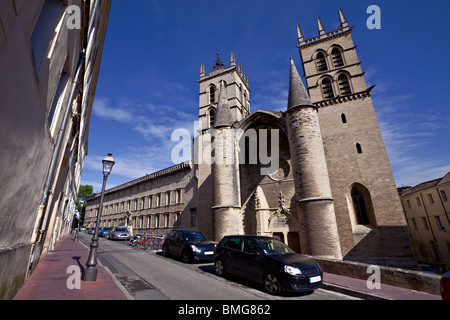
[78,185,94,200]
[77,185,94,225]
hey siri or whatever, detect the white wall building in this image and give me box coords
[0,0,111,299]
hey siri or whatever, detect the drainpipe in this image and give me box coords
[49,133,79,250]
[27,0,102,280]
[35,50,86,244]
[37,0,100,215]
[88,0,101,37]
[45,0,103,237]
[26,50,86,280]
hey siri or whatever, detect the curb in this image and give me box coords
[322,282,390,300]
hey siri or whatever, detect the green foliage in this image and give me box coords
[77,185,94,224]
[78,185,94,200]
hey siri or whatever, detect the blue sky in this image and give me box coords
[80,0,450,192]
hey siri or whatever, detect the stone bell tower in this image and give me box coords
[198,52,250,131]
[296,9,415,265]
[194,52,248,240]
[286,59,342,259]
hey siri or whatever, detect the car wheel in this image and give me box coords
[181,250,190,263]
[264,273,282,295]
[214,259,225,277]
[162,245,169,257]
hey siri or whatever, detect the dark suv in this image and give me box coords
[214,235,323,295]
[162,229,217,263]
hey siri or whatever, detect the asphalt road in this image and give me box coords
[79,233,358,300]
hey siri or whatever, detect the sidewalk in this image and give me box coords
[13,236,442,300]
[322,272,441,300]
[13,236,129,300]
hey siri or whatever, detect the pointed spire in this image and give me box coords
[317,17,325,36]
[287,58,313,110]
[338,8,349,30]
[214,80,233,128]
[200,64,205,77]
[230,52,236,67]
[297,24,304,44]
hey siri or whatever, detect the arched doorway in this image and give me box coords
[350,183,377,228]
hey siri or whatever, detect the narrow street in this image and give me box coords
[79,233,358,300]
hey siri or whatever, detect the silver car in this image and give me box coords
[108,227,131,240]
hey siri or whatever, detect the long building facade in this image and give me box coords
[85,9,416,268]
[400,173,450,268]
[0,0,111,299]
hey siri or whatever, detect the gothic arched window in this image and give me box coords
[321,78,334,99]
[331,47,344,67]
[316,52,328,72]
[209,108,216,127]
[338,73,352,95]
[209,85,216,104]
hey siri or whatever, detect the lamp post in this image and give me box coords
[81,153,115,282]
[74,199,86,242]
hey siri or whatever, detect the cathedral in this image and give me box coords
[84,9,416,267]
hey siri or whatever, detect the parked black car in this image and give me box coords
[162,229,216,263]
[214,235,323,295]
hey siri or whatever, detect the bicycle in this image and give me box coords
[151,236,164,251]
[143,235,152,250]
[142,235,164,251]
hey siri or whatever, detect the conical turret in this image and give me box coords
[287,58,313,110]
[285,59,342,259]
[213,80,233,128]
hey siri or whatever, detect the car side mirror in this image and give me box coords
[251,250,260,256]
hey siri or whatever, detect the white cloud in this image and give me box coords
[373,92,450,187]
[363,63,450,186]
[93,97,196,143]
[252,77,289,111]
[83,154,158,181]
[85,96,198,186]
[93,98,134,123]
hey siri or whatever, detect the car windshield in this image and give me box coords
[114,227,127,232]
[254,238,295,255]
[103,227,112,231]
[183,231,207,241]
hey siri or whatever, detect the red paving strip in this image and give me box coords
[323,272,441,300]
[13,236,128,300]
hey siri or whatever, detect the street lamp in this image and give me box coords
[81,153,115,282]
